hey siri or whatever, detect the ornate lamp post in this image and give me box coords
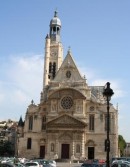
[103,82,114,167]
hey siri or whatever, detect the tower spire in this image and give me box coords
[49,10,61,42]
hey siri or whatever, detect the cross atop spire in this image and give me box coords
[54,10,58,17]
[67,46,71,54]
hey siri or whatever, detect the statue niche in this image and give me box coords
[76,100,83,113]
[51,100,57,112]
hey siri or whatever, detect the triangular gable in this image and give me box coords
[53,51,85,83]
[48,88,86,99]
[47,114,87,129]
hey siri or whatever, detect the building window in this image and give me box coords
[27,138,32,149]
[89,115,94,131]
[76,144,80,153]
[41,116,46,130]
[29,116,33,130]
[61,96,73,109]
[51,143,54,152]
[49,62,52,73]
[90,106,94,111]
[49,62,56,79]
[52,62,56,78]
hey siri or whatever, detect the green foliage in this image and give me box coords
[0,140,15,156]
[118,135,126,156]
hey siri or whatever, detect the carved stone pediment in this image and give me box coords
[48,88,86,99]
[47,114,87,129]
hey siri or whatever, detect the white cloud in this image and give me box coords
[9,54,43,96]
[0,53,43,120]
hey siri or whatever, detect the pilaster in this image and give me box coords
[81,133,85,158]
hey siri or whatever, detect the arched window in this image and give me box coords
[52,62,56,78]
[41,116,46,130]
[27,138,32,149]
[76,144,80,153]
[51,143,54,152]
[29,116,33,130]
[42,116,46,122]
[89,114,94,131]
[49,62,52,73]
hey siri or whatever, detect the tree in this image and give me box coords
[0,140,14,156]
[118,135,126,156]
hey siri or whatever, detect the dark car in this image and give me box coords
[0,163,16,167]
[81,163,101,167]
[15,163,25,167]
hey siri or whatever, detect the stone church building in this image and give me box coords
[18,11,118,160]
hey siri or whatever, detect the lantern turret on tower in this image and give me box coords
[50,11,61,43]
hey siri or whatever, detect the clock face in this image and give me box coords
[50,49,58,57]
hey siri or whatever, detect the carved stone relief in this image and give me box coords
[76,100,83,113]
[59,132,72,140]
[51,100,57,112]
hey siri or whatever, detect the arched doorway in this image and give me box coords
[59,132,72,159]
[61,144,70,159]
[86,140,95,159]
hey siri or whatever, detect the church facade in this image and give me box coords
[18,11,118,160]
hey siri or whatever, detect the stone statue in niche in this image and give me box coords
[51,100,57,112]
[76,100,82,113]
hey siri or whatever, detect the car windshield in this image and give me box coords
[82,164,99,167]
[112,163,130,167]
[25,163,38,166]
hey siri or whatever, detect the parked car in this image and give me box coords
[31,159,56,167]
[47,160,56,167]
[24,162,41,167]
[111,161,130,167]
[31,159,48,167]
[81,163,101,167]
[111,157,127,164]
[0,162,16,167]
[15,163,25,167]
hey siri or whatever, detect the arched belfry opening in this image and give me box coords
[48,62,56,79]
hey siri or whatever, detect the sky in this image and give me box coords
[0,1,130,141]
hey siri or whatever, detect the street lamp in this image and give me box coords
[103,82,114,167]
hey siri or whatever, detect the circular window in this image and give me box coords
[90,106,94,111]
[61,96,73,109]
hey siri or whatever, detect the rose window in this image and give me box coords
[61,96,73,109]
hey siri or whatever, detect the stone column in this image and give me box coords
[45,136,49,159]
[55,138,58,154]
[81,133,85,158]
[71,135,75,160]
[54,135,59,159]
[72,141,75,155]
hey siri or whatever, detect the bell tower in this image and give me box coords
[43,11,63,87]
